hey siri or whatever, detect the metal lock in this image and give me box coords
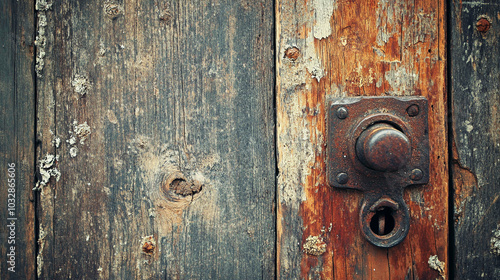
[327,96,429,248]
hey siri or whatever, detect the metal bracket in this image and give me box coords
[327,96,429,248]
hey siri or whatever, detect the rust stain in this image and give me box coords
[284,47,301,61]
[141,235,156,255]
[451,138,479,225]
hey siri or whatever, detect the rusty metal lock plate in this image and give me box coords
[327,96,429,248]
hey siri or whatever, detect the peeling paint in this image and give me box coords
[428,255,446,279]
[35,0,52,77]
[69,147,79,158]
[404,11,436,46]
[376,0,403,46]
[384,65,418,95]
[72,75,92,96]
[34,154,60,190]
[73,121,91,145]
[52,136,60,148]
[313,0,336,39]
[66,121,91,158]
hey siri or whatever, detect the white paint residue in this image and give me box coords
[304,34,325,82]
[428,255,446,279]
[491,225,500,256]
[72,75,92,96]
[35,0,52,77]
[69,147,79,158]
[34,154,61,190]
[465,120,474,133]
[376,0,402,46]
[74,122,91,144]
[313,0,336,39]
[53,136,61,148]
[384,65,418,95]
[66,121,91,158]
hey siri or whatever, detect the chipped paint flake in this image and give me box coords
[428,255,446,279]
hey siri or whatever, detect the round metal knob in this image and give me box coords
[356,123,410,172]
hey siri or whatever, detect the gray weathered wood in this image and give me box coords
[0,0,36,279]
[35,0,275,278]
[450,0,500,278]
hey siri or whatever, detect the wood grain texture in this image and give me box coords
[0,0,36,279]
[35,0,275,279]
[450,0,500,278]
[276,0,448,279]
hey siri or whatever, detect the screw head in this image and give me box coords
[336,107,349,119]
[410,169,423,181]
[407,104,419,117]
[284,47,300,61]
[336,172,349,184]
[476,18,491,33]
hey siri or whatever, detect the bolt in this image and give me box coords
[406,104,419,117]
[336,107,349,119]
[410,169,423,181]
[336,172,348,184]
[476,18,491,33]
[284,47,300,61]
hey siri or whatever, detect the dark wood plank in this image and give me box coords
[450,1,500,279]
[277,0,448,279]
[35,0,275,278]
[0,0,36,279]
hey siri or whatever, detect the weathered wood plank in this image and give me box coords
[276,0,448,279]
[0,0,36,279]
[35,0,275,278]
[450,0,500,278]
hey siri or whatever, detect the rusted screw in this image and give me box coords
[476,18,491,33]
[336,107,349,119]
[284,47,300,61]
[336,172,348,184]
[410,169,423,181]
[406,104,419,117]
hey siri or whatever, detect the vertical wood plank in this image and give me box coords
[35,0,275,278]
[0,0,36,279]
[276,0,448,279]
[450,1,500,279]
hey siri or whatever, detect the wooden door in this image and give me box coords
[1,0,499,279]
[276,0,449,279]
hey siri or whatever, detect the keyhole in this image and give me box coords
[369,207,396,235]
